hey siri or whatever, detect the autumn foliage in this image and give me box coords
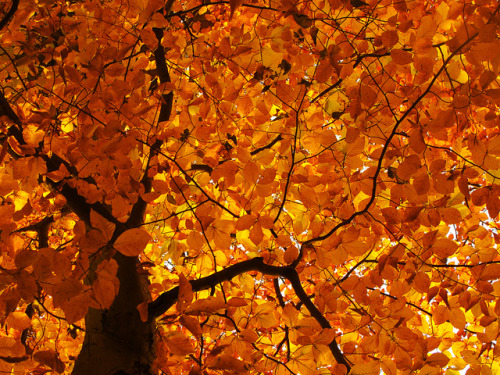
[1,0,500,373]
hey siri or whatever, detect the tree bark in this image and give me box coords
[73,253,153,375]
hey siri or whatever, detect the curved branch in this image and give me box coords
[286,269,351,371]
[298,27,486,255]
[0,0,19,31]
[148,257,286,318]
[148,257,351,371]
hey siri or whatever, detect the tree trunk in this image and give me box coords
[73,253,154,375]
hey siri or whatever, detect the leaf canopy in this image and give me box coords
[1,0,500,373]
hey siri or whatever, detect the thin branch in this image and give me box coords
[139,139,239,218]
[250,134,283,156]
[302,28,485,249]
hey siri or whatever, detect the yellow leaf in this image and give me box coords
[185,295,227,315]
[283,303,299,327]
[262,46,284,70]
[5,312,31,331]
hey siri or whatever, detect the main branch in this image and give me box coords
[148,257,351,371]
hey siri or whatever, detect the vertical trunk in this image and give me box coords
[73,253,153,375]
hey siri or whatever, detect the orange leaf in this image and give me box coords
[114,228,151,256]
[413,271,430,293]
[93,278,119,309]
[427,352,450,367]
[381,30,398,48]
[33,350,65,374]
[208,354,248,372]
[432,238,458,258]
[165,332,195,356]
[5,312,31,331]
[185,296,227,315]
[53,278,83,308]
[180,315,202,338]
[177,274,193,313]
[284,245,299,264]
[229,0,244,19]
[90,210,116,242]
[391,49,413,65]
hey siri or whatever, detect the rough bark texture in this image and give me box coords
[73,254,153,375]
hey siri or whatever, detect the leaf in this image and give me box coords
[53,278,83,308]
[350,362,380,375]
[5,312,31,331]
[284,245,299,264]
[432,238,458,259]
[185,296,227,315]
[92,259,119,309]
[208,354,248,372]
[90,210,116,242]
[180,315,202,338]
[391,49,413,65]
[229,0,244,19]
[439,207,462,225]
[413,271,430,293]
[137,301,149,322]
[114,228,151,256]
[177,274,193,313]
[165,332,195,356]
[381,30,398,48]
[413,174,430,195]
[186,230,205,251]
[33,350,65,373]
[93,277,119,309]
[479,264,500,281]
[426,352,450,367]
[449,307,466,330]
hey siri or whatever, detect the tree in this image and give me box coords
[1,0,500,373]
